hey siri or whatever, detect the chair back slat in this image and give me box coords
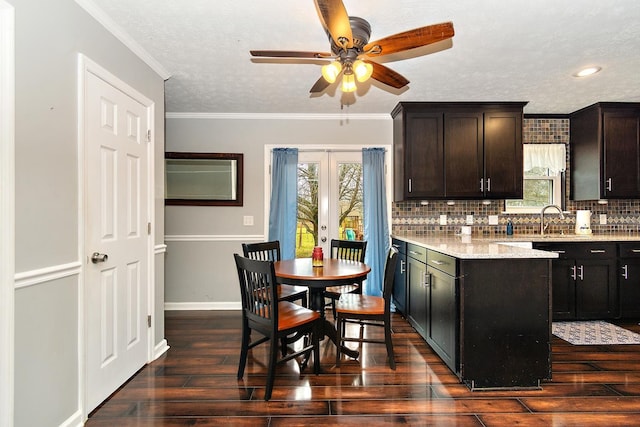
[242,241,282,261]
[234,254,278,327]
[330,239,367,262]
[382,247,399,306]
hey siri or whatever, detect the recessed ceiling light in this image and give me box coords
[573,66,602,78]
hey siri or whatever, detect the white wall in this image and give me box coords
[165,114,392,309]
[10,0,166,425]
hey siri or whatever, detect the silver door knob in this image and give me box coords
[91,252,108,264]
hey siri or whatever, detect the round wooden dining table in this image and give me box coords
[274,257,371,360]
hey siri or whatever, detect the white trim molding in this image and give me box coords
[14,261,82,290]
[0,2,14,425]
[164,302,242,311]
[164,234,264,242]
[153,339,170,361]
[154,243,167,254]
[74,0,171,80]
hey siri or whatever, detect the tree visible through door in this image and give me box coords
[296,151,363,258]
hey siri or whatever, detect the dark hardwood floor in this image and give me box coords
[86,310,640,426]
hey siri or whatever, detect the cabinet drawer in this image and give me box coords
[391,238,407,255]
[407,243,427,263]
[427,250,456,276]
[619,242,640,258]
[533,242,616,259]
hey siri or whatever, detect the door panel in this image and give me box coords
[296,151,362,257]
[86,70,150,411]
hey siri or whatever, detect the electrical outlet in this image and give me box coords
[439,214,448,225]
[243,215,254,226]
[466,215,474,225]
[488,215,499,225]
[599,214,607,225]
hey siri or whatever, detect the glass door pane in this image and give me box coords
[296,151,362,258]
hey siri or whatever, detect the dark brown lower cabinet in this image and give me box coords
[533,242,618,320]
[396,238,552,390]
[619,243,640,318]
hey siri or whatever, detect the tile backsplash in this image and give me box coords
[392,118,640,237]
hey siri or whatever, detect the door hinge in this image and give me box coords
[146,129,151,142]
[148,222,151,235]
[147,315,152,328]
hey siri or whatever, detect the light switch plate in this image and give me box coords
[466,215,474,225]
[599,214,607,225]
[243,215,254,226]
[439,214,448,225]
[488,215,499,225]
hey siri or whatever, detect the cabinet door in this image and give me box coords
[427,266,456,371]
[405,112,444,198]
[603,111,640,198]
[620,258,640,318]
[392,251,407,315]
[551,259,577,320]
[575,257,618,319]
[444,112,483,198]
[407,257,428,339]
[483,111,523,199]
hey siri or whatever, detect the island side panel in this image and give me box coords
[459,258,552,389]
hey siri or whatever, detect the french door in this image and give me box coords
[296,151,363,258]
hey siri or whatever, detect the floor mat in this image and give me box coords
[552,320,640,345]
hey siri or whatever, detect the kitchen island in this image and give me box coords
[392,235,558,390]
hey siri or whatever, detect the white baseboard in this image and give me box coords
[152,339,169,361]
[58,408,83,427]
[164,302,242,311]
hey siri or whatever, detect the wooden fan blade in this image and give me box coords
[309,76,331,93]
[314,0,353,48]
[250,50,332,59]
[364,22,454,57]
[369,61,409,89]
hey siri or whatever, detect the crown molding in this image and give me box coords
[75,0,171,80]
[165,112,391,120]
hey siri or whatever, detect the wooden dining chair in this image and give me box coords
[325,239,367,319]
[242,241,308,307]
[234,254,321,401]
[335,246,399,369]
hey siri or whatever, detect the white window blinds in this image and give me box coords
[523,144,566,175]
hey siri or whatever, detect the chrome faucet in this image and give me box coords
[540,204,565,235]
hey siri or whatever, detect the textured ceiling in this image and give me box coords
[91,0,640,115]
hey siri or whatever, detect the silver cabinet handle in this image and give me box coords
[480,178,484,192]
[432,260,446,265]
[400,259,406,274]
[578,265,584,281]
[590,249,606,253]
[571,265,577,281]
[91,252,108,264]
[552,250,566,254]
[409,250,423,256]
[622,264,629,280]
[487,178,491,192]
[606,178,612,191]
[632,249,640,253]
[408,178,412,193]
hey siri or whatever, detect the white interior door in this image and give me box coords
[84,69,150,411]
[296,151,363,257]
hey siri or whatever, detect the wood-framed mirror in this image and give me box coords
[165,152,243,206]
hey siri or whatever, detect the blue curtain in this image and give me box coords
[362,148,389,296]
[268,148,298,260]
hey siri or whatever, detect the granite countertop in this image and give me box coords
[391,233,640,260]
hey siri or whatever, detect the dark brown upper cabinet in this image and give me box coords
[570,102,640,200]
[392,102,526,201]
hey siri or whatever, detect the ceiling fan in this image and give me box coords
[250,0,455,94]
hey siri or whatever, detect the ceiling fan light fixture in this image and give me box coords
[321,61,342,83]
[341,72,356,92]
[353,60,373,82]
